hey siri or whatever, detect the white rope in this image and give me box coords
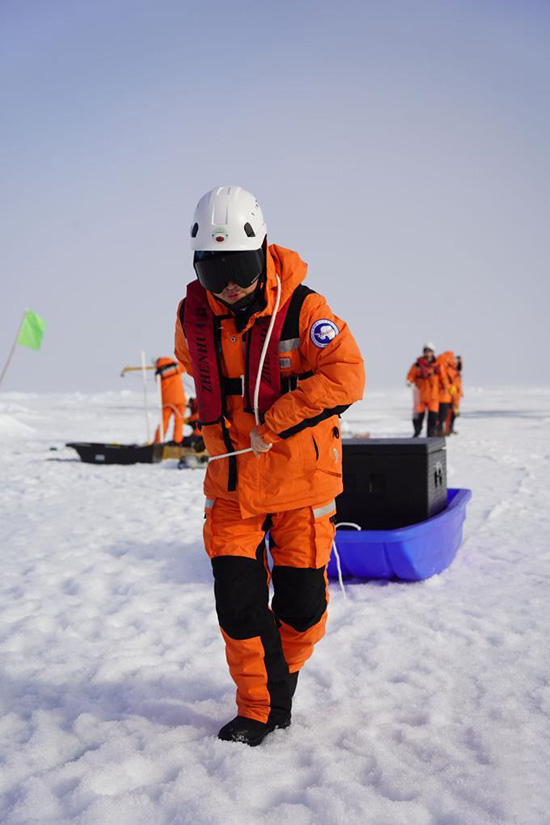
[208,274,282,462]
[209,446,254,462]
[332,522,361,599]
[253,274,282,427]
[331,539,347,599]
[162,403,185,419]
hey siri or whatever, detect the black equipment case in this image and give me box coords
[336,438,447,530]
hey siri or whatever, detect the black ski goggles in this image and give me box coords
[193,248,264,294]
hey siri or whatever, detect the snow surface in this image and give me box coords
[1,387,549,825]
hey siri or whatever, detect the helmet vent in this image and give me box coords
[191,222,199,238]
[243,222,255,237]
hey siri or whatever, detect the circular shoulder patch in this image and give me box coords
[310,319,339,348]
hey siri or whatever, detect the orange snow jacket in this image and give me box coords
[155,357,186,407]
[407,357,440,411]
[435,351,455,404]
[174,244,365,517]
[441,353,463,408]
[454,357,463,407]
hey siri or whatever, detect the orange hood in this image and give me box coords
[437,350,455,366]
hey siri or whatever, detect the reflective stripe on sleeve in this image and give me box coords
[313,500,336,519]
[205,498,215,509]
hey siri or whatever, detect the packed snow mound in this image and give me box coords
[0,413,35,436]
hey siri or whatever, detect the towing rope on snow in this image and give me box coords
[332,522,361,599]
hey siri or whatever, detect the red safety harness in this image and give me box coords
[180,280,312,426]
[416,357,439,380]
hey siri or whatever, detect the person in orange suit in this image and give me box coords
[435,351,456,435]
[407,343,440,436]
[447,354,463,434]
[174,186,365,746]
[154,357,186,444]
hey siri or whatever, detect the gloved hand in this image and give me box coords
[250,427,272,458]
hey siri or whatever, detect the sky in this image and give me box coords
[1,0,549,392]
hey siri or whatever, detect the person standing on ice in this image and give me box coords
[153,356,187,444]
[174,186,365,746]
[448,354,463,434]
[435,350,455,435]
[434,350,460,435]
[407,343,440,436]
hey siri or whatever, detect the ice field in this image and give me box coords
[1,386,549,825]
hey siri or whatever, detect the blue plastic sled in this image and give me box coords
[327,488,472,582]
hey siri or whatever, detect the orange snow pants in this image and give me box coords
[204,496,335,724]
[154,405,184,443]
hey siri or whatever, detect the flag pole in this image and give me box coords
[140,351,151,443]
[183,373,195,398]
[0,310,26,391]
[156,372,164,443]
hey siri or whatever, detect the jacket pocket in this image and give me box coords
[312,434,320,461]
[313,418,342,478]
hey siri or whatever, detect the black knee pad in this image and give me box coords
[212,554,269,639]
[271,566,327,632]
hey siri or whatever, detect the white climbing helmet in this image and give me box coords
[190,185,267,251]
[423,342,436,353]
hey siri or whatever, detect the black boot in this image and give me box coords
[437,403,450,436]
[218,713,291,746]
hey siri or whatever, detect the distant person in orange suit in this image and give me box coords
[154,357,186,444]
[435,351,456,435]
[448,355,463,434]
[407,343,440,436]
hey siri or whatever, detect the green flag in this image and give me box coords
[17,310,46,351]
